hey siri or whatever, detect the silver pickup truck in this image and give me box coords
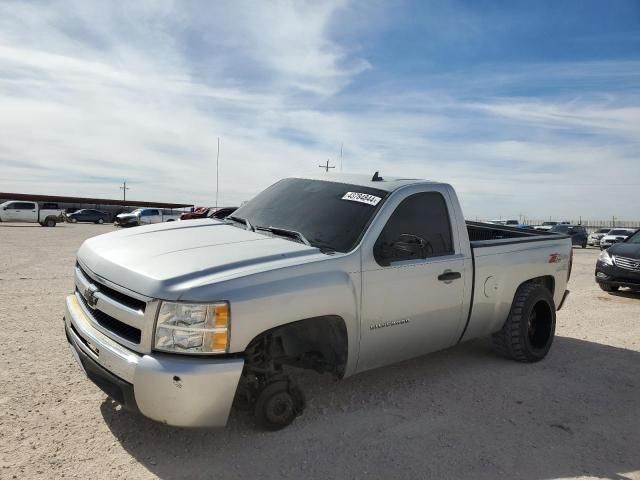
[64,173,572,430]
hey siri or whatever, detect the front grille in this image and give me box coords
[77,289,142,344]
[77,264,146,312]
[614,256,640,272]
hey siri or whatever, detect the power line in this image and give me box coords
[119,180,129,202]
[319,159,335,172]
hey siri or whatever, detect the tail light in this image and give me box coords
[568,247,573,282]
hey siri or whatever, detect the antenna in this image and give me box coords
[371,171,383,182]
[120,180,130,203]
[216,137,220,208]
[318,159,335,172]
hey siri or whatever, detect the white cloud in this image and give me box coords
[0,0,638,220]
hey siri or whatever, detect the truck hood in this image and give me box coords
[77,219,323,300]
[608,243,640,260]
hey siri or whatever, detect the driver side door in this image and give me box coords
[358,190,467,372]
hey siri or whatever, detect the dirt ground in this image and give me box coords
[1,223,638,480]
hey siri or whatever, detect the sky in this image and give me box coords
[0,0,639,220]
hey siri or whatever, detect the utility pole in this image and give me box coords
[340,143,343,172]
[120,180,129,203]
[319,159,335,172]
[216,137,220,208]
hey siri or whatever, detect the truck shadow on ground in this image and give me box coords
[100,336,639,480]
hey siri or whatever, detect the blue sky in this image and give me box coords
[0,0,638,219]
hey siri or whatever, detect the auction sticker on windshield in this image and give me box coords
[341,192,382,206]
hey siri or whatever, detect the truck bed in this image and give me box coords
[460,221,571,344]
[466,221,559,247]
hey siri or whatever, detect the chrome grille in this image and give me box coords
[614,256,640,272]
[76,288,141,343]
[74,262,157,353]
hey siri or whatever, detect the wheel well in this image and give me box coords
[244,316,348,378]
[520,275,555,296]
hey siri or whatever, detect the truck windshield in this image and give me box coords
[232,178,389,253]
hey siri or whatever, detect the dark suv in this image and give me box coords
[595,229,640,292]
[550,224,588,248]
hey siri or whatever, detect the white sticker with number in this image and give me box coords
[341,192,382,206]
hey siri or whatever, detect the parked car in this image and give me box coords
[489,219,519,226]
[209,206,237,219]
[181,207,239,221]
[588,228,611,247]
[0,200,62,227]
[66,209,110,224]
[64,173,571,430]
[180,207,211,220]
[550,224,588,248]
[599,228,636,250]
[595,229,640,292]
[114,208,180,227]
[534,221,559,231]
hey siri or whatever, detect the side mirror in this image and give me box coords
[375,234,431,266]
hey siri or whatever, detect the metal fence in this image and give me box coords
[526,219,640,233]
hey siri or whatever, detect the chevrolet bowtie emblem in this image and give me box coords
[83,284,99,309]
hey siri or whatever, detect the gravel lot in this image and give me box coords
[1,223,639,480]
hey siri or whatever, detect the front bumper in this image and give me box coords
[64,294,244,427]
[595,261,640,289]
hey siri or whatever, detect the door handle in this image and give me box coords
[438,271,461,281]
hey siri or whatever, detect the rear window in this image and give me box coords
[609,229,631,235]
[550,225,569,233]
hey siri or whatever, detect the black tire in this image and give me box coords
[599,283,619,292]
[70,217,77,223]
[492,283,556,362]
[254,381,305,431]
[97,218,104,224]
[45,217,56,227]
[581,241,587,249]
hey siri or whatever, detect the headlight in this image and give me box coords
[598,249,613,266]
[154,301,230,354]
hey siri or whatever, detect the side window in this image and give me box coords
[4,202,18,209]
[374,192,454,266]
[16,202,36,209]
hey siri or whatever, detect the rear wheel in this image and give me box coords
[599,283,619,292]
[492,283,556,362]
[97,218,104,224]
[581,241,587,249]
[45,217,56,227]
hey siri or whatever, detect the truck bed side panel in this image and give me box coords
[461,237,571,342]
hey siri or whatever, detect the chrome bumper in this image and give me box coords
[64,295,244,427]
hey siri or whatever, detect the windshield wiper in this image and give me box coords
[226,215,254,231]
[256,226,311,246]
